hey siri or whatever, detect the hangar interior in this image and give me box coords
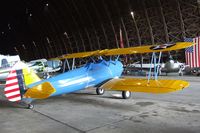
[0,0,199,60]
[0,0,200,133]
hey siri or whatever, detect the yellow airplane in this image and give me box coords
[4,42,192,108]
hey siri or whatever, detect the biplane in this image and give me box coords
[4,42,193,109]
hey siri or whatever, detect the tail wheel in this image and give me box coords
[96,88,105,95]
[179,72,183,76]
[122,91,131,99]
[27,104,34,109]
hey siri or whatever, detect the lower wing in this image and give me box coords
[99,77,189,93]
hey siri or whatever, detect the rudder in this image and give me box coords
[4,61,41,102]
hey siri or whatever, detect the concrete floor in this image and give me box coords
[0,75,200,133]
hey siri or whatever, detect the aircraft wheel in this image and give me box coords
[179,72,183,76]
[96,88,105,95]
[27,104,34,109]
[122,91,131,99]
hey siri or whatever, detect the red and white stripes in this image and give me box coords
[4,70,21,102]
[185,36,200,68]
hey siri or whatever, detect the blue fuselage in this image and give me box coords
[28,60,123,97]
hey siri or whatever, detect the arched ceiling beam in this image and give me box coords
[70,0,90,51]
[127,0,142,46]
[90,0,109,49]
[47,0,72,55]
[63,0,86,52]
[142,0,155,44]
[176,0,186,38]
[80,0,99,50]
[102,0,119,48]
[158,0,169,42]
[21,0,50,59]
[113,0,130,47]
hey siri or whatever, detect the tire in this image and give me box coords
[179,72,183,76]
[122,91,131,99]
[96,88,105,95]
[27,104,34,109]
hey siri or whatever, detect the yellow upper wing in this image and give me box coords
[60,49,108,59]
[99,78,189,93]
[49,57,63,60]
[105,42,192,55]
[62,50,100,59]
[50,42,193,59]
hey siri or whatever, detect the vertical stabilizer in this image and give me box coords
[4,70,23,102]
[4,61,41,102]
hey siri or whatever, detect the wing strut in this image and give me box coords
[62,59,67,73]
[156,52,162,78]
[147,52,162,83]
[72,58,75,70]
[62,58,76,72]
[66,59,71,71]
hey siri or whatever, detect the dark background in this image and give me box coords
[0,0,199,61]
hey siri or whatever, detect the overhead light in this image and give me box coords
[29,13,32,17]
[14,47,18,52]
[8,24,11,30]
[131,11,134,16]
[32,41,36,47]
[22,44,26,49]
[130,11,135,19]
[64,32,69,38]
[46,3,49,6]
[46,37,50,44]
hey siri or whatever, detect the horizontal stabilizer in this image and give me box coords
[99,78,189,93]
[24,82,56,99]
[4,61,41,102]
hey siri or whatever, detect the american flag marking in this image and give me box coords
[185,37,200,68]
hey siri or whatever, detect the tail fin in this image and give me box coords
[4,61,41,102]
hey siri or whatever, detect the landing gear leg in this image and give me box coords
[179,72,183,76]
[122,91,131,99]
[18,101,34,109]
